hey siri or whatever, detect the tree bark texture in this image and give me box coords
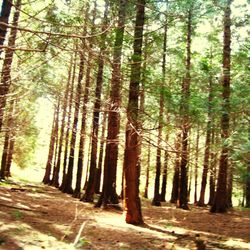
[170,132,181,203]
[124,0,145,225]
[96,0,126,208]
[0,0,21,132]
[51,57,73,188]
[211,1,231,213]
[60,51,77,191]
[178,8,192,210]
[197,76,213,206]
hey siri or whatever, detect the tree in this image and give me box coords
[95,0,127,208]
[178,5,193,210]
[0,0,21,132]
[124,0,145,225]
[211,0,232,213]
[0,99,15,179]
[0,0,13,55]
[42,102,58,184]
[51,57,73,188]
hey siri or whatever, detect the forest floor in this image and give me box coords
[0,180,250,250]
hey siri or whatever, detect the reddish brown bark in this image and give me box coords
[62,53,84,194]
[160,25,168,203]
[95,0,126,208]
[152,24,167,206]
[194,128,200,204]
[0,0,21,132]
[0,100,14,179]
[211,0,232,213]
[144,140,150,199]
[178,8,192,210]
[82,1,107,201]
[124,0,145,225]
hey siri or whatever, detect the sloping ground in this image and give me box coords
[0,181,249,250]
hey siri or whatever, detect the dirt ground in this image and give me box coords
[0,180,249,250]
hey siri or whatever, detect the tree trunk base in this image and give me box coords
[151,199,161,206]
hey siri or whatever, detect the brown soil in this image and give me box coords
[0,181,249,250]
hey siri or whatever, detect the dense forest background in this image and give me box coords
[0,0,249,226]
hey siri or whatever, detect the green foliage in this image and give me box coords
[75,238,91,248]
[11,210,23,220]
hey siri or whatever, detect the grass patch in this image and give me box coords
[75,238,91,248]
[11,210,24,220]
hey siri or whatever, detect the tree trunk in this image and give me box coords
[0,100,14,179]
[246,118,250,207]
[0,0,13,55]
[51,57,73,188]
[170,132,181,203]
[81,2,106,201]
[63,53,84,194]
[194,128,200,204]
[63,5,90,194]
[5,128,15,177]
[197,76,213,206]
[227,160,233,207]
[124,0,145,225]
[178,8,192,210]
[95,111,107,194]
[152,23,167,207]
[59,51,77,191]
[144,139,150,199]
[160,132,169,202]
[50,99,60,185]
[208,129,218,205]
[0,0,21,132]
[95,0,126,208]
[211,1,231,213]
[43,103,58,184]
[159,23,168,203]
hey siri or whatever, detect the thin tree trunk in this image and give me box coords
[0,100,14,179]
[95,0,126,208]
[194,127,200,204]
[124,0,145,225]
[43,103,58,184]
[81,1,106,200]
[152,23,167,207]
[95,111,107,194]
[0,0,21,132]
[51,58,73,188]
[160,130,169,202]
[227,159,233,207]
[197,76,213,206]
[63,52,84,194]
[5,128,15,177]
[160,23,169,203]
[144,138,150,199]
[246,118,250,207]
[59,51,77,191]
[170,132,181,203]
[0,0,13,55]
[50,99,60,185]
[178,8,192,210]
[211,0,231,213]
